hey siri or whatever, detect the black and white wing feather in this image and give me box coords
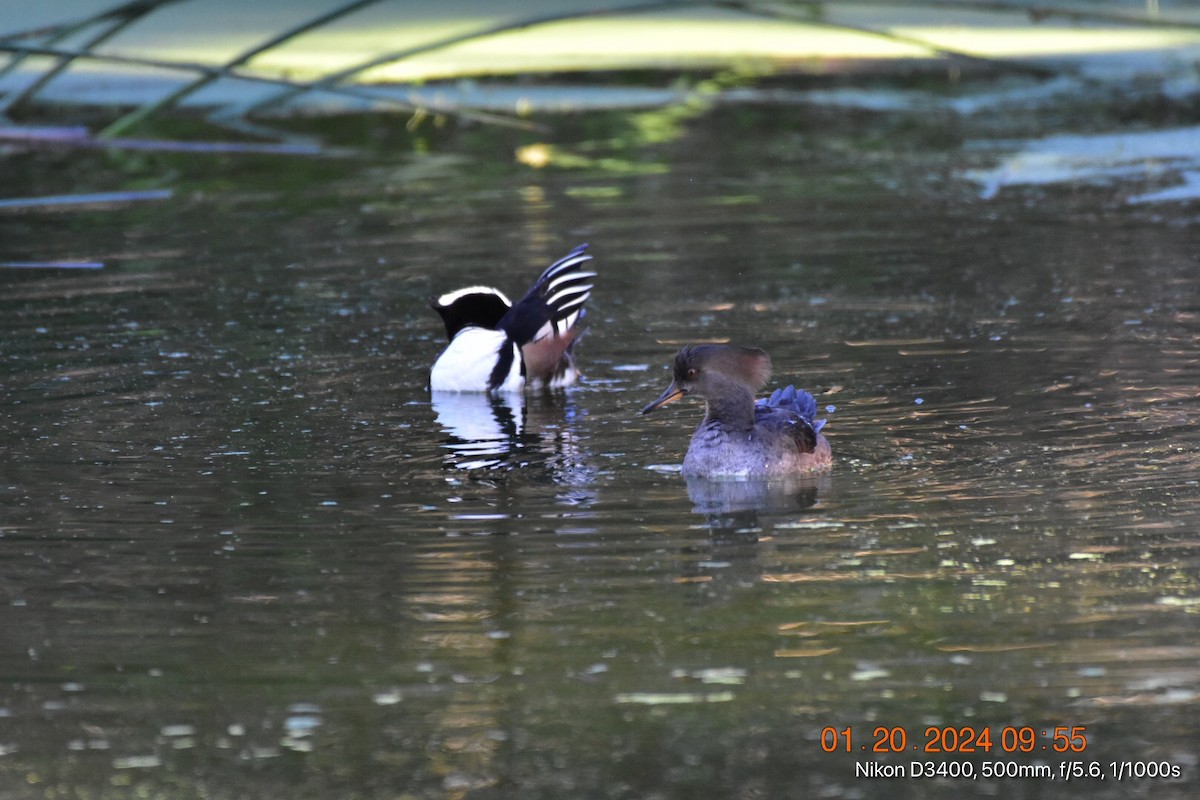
[500,244,595,346]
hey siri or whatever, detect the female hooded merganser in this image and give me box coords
[641,344,831,477]
[429,244,595,392]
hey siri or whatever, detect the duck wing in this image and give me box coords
[756,385,825,454]
[499,244,594,344]
[499,244,595,384]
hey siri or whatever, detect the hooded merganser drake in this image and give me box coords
[641,344,832,477]
[429,244,595,392]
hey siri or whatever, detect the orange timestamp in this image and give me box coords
[821,725,1088,755]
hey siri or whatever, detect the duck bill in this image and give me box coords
[640,382,688,415]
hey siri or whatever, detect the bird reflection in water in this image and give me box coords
[685,474,829,541]
[671,475,830,595]
[431,391,592,485]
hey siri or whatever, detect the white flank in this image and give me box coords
[430,328,522,392]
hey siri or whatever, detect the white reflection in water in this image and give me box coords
[430,390,596,488]
[431,391,525,470]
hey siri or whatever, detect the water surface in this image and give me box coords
[2,102,1198,798]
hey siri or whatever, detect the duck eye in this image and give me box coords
[686,368,697,379]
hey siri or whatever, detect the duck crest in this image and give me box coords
[677,344,771,390]
[430,287,511,340]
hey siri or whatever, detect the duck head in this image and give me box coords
[641,344,772,414]
[430,286,512,340]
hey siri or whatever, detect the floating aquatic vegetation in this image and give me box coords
[1128,170,1200,204]
[614,691,736,704]
[969,125,1200,202]
[1,261,104,269]
[0,124,331,155]
[0,188,172,208]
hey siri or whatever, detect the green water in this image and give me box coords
[1,95,1198,799]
